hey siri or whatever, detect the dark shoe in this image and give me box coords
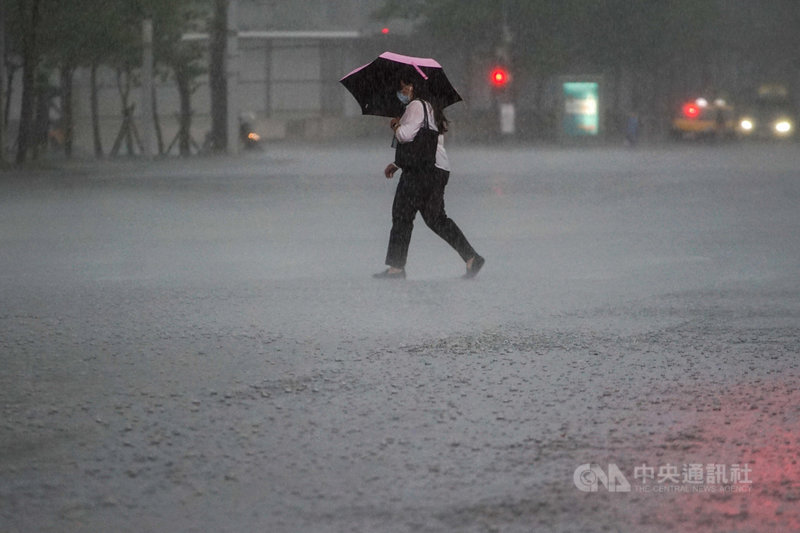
[463,255,485,279]
[373,268,406,279]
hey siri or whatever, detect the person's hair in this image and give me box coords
[401,79,449,134]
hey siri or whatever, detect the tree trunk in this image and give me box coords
[115,67,134,155]
[4,65,15,131]
[15,0,41,164]
[208,0,227,153]
[152,85,164,155]
[175,65,193,157]
[0,0,6,164]
[32,74,50,159]
[90,63,103,157]
[60,64,74,158]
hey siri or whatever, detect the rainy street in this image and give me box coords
[1,141,799,532]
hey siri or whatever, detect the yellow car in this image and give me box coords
[671,98,736,140]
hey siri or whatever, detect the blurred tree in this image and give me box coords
[0,0,6,165]
[38,0,129,158]
[376,0,582,78]
[102,0,205,157]
[6,0,206,161]
[770,0,800,95]
[208,0,228,153]
[129,0,208,156]
[723,0,800,88]
[150,1,207,157]
[8,0,43,163]
[577,1,719,131]
[375,0,720,135]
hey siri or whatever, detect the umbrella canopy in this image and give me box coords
[340,51,463,118]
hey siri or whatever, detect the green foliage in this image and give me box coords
[8,0,207,75]
[377,0,499,55]
[374,0,722,74]
[37,0,134,69]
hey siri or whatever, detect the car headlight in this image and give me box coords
[740,119,754,131]
[774,120,792,134]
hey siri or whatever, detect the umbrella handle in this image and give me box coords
[412,63,428,80]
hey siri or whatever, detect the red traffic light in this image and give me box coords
[490,67,510,87]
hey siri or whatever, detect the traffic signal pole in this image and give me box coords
[494,0,514,136]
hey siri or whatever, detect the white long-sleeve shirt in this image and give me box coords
[394,99,450,171]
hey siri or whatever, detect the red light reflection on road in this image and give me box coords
[639,379,800,532]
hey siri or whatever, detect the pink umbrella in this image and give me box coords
[340,51,463,118]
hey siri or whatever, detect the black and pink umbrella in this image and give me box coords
[340,51,463,118]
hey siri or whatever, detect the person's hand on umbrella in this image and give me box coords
[389,117,401,131]
[384,163,399,179]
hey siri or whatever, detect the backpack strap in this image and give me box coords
[415,98,432,131]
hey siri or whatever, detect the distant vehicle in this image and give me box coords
[671,97,736,140]
[737,84,796,140]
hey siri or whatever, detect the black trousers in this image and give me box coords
[385,166,477,269]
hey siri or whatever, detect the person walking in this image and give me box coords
[374,78,485,280]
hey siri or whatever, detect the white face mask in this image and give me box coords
[396,91,411,105]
